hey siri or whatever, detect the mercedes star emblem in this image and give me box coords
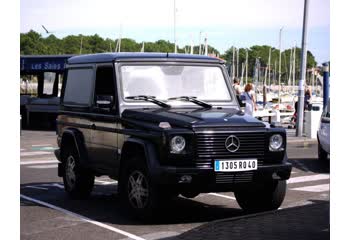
[225,135,240,152]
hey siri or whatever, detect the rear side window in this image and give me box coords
[63,68,94,105]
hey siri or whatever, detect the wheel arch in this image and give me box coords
[60,128,89,166]
[118,137,159,180]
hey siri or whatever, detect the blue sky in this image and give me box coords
[20,0,329,64]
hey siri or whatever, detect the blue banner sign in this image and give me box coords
[21,55,73,73]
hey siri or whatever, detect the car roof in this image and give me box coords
[67,52,225,64]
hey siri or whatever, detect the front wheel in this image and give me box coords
[234,180,286,212]
[120,157,160,219]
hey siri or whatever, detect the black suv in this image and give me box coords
[55,53,291,216]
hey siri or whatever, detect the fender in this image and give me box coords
[60,128,89,167]
[119,137,160,179]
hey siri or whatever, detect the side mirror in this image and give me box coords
[321,117,330,123]
[96,95,114,109]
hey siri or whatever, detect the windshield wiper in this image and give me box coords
[168,96,212,109]
[126,95,171,108]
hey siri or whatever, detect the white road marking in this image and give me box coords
[27,164,57,169]
[31,144,52,147]
[287,174,329,184]
[208,193,236,200]
[24,186,48,190]
[21,148,26,151]
[291,184,330,193]
[20,160,58,165]
[95,180,118,185]
[51,183,64,189]
[21,151,52,157]
[20,194,145,240]
[32,183,64,189]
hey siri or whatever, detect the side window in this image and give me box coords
[94,65,116,113]
[63,68,94,105]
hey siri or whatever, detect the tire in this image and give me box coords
[120,155,160,219]
[234,180,286,213]
[62,146,95,199]
[318,142,328,161]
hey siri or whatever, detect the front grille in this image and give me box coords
[195,131,266,168]
[215,172,254,184]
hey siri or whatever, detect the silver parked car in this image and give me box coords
[317,99,330,161]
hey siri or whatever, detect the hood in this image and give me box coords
[122,108,266,128]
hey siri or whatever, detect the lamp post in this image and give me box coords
[296,0,310,137]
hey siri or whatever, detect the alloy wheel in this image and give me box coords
[65,155,76,189]
[127,170,149,209]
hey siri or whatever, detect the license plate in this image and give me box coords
[214,159,258,172]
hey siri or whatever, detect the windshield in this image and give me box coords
[120,65,232,102]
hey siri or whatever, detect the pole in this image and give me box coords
[322,63,329,110]
[245,49,248,85]
[296,0,310,137]
[278,27,283,105]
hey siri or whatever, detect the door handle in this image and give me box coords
[91,124,96,130]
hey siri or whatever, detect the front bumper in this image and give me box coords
[152,156,292,192]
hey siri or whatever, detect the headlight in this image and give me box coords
[170,136,186,153]
[269,134,284,151]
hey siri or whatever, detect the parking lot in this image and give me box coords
[20,129,329,240]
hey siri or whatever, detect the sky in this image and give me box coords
[20,0,330,64]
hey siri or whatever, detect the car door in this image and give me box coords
[61,66,95,165]
[89,64,119,173]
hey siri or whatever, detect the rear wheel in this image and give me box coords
[234,180,286,212]
[62,147,95,199]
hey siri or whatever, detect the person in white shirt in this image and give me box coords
[241,83,257,116]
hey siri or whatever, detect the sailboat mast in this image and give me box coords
[174,0,177,53]
[288,48,293,92]
[292,45,296,94]
[190,34,193,54]
[199,31,202,55]
[79,36,83,54]
[236,48,239,77]
[268,47,271,86]
[204,34,208,56]
[278,27,283,105]
[232,46,235,78]
[241,62,245,79]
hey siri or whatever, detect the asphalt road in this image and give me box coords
[20,130,330,240]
